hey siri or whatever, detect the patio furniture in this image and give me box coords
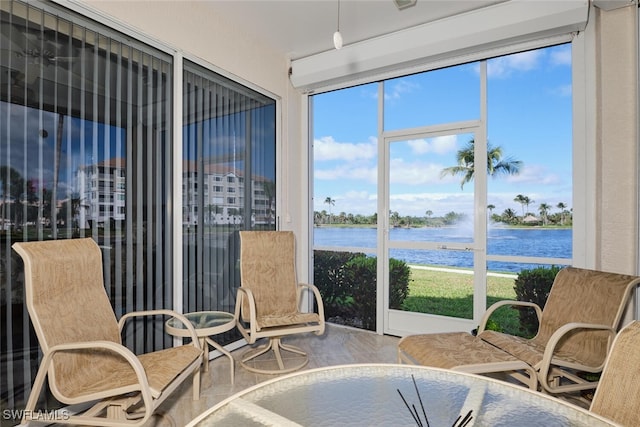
[166,310,236,383]
[186,364,619,426]
[13,238,202,426]
[590,320,640,426]
[235,231,325,374]
[398,267,640,394]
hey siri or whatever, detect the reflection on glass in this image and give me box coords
[181,61,276,321]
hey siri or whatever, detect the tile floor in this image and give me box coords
[143,323,400,426]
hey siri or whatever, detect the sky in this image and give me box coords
[312,43,573,220]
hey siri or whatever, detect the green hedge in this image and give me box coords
[313,250,410,331]
[513,265,561,337]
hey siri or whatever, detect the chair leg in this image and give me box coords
[240,337,309,374]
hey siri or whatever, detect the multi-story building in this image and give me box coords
[76,158,126,228]
[77,158,274,228]
[182,161,274,227]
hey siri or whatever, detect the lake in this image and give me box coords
[313,226,572,273]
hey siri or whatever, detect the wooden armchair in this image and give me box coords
[13,238,202,426]
[398,267,640,394]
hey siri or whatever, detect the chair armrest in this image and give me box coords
[118,309,201,350]
[45,340,158,400]
[538,322,616,393]
[234,287,259,341]
[478,300,542,334]
[297,283,325,320]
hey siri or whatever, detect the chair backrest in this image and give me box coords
[534,267,640,366]
[590,320,640,426]
[239,231,299,320]
[13,238,121,394]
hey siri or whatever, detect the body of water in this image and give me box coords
[314,226,572,273]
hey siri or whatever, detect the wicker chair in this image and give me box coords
[235,231,325,374]
[13,238,202,426]
[590,320,640,426]
[398,267,640,394]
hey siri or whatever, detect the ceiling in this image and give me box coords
[204,0,507,60]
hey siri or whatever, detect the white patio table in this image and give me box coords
[186,363,619,426]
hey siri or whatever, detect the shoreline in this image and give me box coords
[315,224,571,230]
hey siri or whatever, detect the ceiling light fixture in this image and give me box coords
[333,0,343,50]
[394,0,417,10]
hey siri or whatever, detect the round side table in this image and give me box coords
[166,311,236,384]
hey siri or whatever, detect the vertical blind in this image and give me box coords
[182,61,276,323]
[0,0,174,413]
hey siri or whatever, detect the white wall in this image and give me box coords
[596,5,639,275]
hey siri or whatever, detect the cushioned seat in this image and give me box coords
[398,267,640,394]
[235,231,325,374]
[13,238,202,426]
[590,320,640,426]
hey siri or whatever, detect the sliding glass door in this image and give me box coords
[182,61,276,321]
[0,1,277,418]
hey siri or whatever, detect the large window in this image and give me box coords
[312,44,572,334]
[0,1,276,420]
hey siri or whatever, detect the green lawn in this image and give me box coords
[402,267,525,336]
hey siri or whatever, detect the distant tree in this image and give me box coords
[538,203,551,226]
[514,194,534,217]
[390,211,400,227]
[0,166,24,228]
[502,208,518,224]
[263,180,275,226]
[324,197,335,224]
[443,211,466,225]
[440,139,522,189]
[487,204,495,216]
[556,202,567,225]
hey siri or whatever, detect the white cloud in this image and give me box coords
[314,190,378,215]
[315,164,377,183]
[550,45,571,66]
[504,164,561,185]
[487,50,543,78]
[389,158,447,185]
[552,83,572,97]
[314,136,377,161]
[407,135,458,155]
[389,192,475,217]
[384,79,419,101]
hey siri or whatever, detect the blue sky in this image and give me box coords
[313,43,573,220]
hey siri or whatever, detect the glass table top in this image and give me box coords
[187,364,619,427]
[166,311,235,335]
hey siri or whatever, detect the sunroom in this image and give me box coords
[0,0,638,425]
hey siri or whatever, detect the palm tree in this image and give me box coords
[514,194,533,217]
[502,208,517,224]
[487,204,495,216]
[538,203,551,226]
[324,197,335,224]
[557,202,567,225]
[440,139,522,189]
